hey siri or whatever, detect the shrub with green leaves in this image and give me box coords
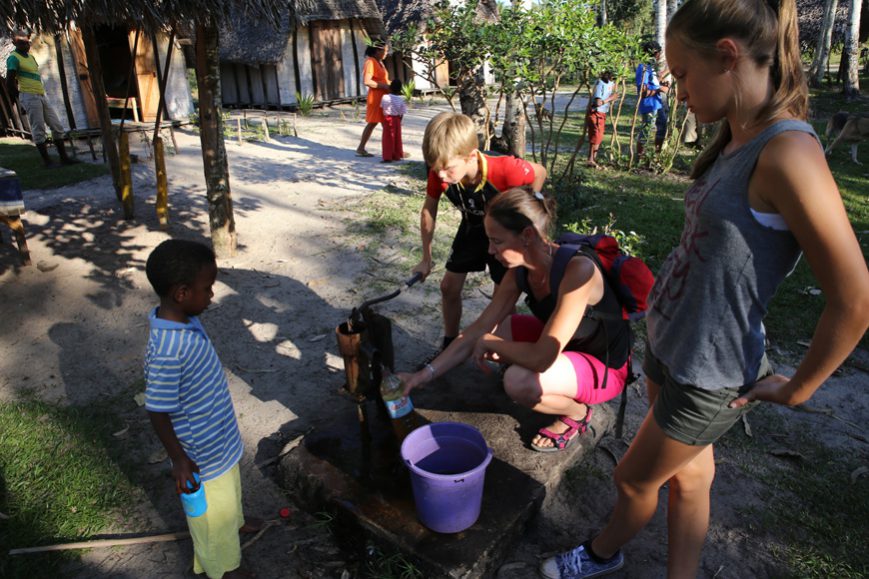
[401,80,416,106]
[295,92,315,116]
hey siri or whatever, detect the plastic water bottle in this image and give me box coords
[380,368,417,442]
[180,472,207,517]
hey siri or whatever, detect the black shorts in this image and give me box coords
[445,220,506,283]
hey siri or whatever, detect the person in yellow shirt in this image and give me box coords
[5,30,77,167]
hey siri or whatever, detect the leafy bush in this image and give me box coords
[295,92,315,116]
[401,80,416,106]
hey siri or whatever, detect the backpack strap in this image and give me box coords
[550,244,581,290]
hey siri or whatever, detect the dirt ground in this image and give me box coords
[1,101,866,578]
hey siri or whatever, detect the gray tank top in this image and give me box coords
[647,120,817,390]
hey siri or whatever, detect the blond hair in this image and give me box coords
[421,112,478,168]
[486,186,557,241]
[667,0,808,178]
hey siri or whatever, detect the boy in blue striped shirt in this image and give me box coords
[144,239,257,579]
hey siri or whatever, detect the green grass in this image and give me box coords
[0,138,109,190]
[0,400,138,577]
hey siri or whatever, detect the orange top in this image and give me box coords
[364,57,390,123]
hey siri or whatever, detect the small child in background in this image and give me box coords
[144,239,259,579]
[380,79,407,162]
[586,70,619,168]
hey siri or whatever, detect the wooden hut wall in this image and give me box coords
[275,35,299,106]
[20,32,192,127]
[220,63,240,104]
[153,34,195,119]
[247,66,266,105]
[262,65,280,104]
[26,35,82,131]
[340,23,359,98]
[235,66,252,104]
[295,26,315,102]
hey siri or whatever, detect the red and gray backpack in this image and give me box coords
[555,232,655,322]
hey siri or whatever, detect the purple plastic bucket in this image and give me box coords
[400,422,493,533]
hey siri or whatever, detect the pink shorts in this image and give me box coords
[510,314,628,405]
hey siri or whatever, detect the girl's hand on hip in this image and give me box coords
[729,374,791,409]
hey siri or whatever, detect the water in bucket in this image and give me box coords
[401,422,493,533]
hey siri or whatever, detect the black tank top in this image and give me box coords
[517,245,630,368]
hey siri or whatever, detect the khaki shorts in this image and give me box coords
[643,345,772,446]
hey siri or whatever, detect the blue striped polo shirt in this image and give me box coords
[144,308,243,481]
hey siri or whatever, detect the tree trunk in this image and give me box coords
[195,22,237,257]
[810,0,839,87]
[81,26,123,204]
[599,0,607,27]
[667,0,679,21]
[844,0,863,96]
[656,0,667,49]
[458,67,490,150]
[501,90,526,158]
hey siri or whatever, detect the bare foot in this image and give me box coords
[586,160,599,169]
[239,517,264,534]
[222,568,256,579]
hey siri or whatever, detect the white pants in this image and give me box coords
[19,92,64,145]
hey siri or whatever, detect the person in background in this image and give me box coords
[540,0,869,576]
[144,239,262,579]
[355,41,390,158]
[586,70,619,168]
[5,30,78,167]
[412,112,547,359]
[635,40,670,158]
[380,79,407,163]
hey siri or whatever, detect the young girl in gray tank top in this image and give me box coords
[539,0,869,577]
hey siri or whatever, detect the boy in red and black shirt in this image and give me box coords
[413,112,547,355]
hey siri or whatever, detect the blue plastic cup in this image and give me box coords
[180,472,207,517]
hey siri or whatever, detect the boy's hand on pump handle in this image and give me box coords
[412,259,433,281]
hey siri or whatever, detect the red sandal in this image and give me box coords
[531,408,593,453]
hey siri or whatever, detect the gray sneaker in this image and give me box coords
[539,543,624,579]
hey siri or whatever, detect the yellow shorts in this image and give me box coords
[187,463,245,578]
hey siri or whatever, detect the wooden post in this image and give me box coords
[262,115,270,142]
[81,25,123,202]
[150,30,176,124]
[0,216,32,266]
[121,28,141,130]
[53,34,77,131]
[237,117,243,145]
[118,132,134,220]
[155,136,169,227]
[195,20,237,257]
[151,29,176,144]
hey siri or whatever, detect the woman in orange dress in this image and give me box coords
[356,42,390,157]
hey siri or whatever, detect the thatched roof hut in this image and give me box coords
[2,0,285,34]
[218,0,385,107]
[374,0,498,36]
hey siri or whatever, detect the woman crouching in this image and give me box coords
[400,186,631,451]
